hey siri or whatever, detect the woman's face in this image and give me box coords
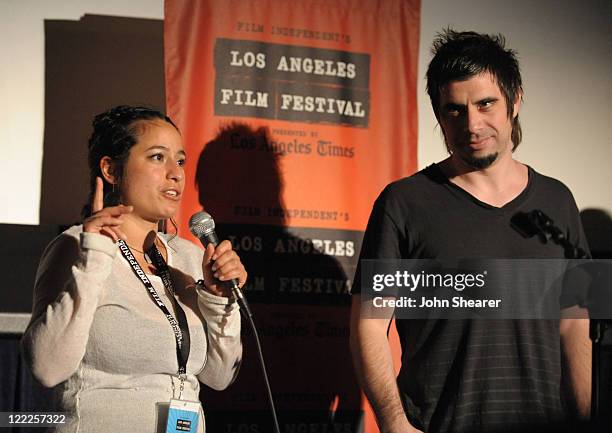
[119,119,185,222]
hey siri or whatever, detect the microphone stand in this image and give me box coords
[520,210,607,422]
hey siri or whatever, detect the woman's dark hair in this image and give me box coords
[426,29,524,151]
[81,105,178,218]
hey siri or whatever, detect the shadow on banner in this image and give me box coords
[196,123,363,432]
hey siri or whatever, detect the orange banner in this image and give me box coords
[165,0,419,431]
[165,0,419,233]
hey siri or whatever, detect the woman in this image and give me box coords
[21,105,246,433]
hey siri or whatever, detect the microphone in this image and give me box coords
[511,210,567,243]
[511,210,587,259]
[189,211,252,317]
[511,210,551,240]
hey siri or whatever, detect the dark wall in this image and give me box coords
[0,224,63,313]
[39,14,165,226]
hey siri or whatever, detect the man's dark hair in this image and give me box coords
[426,29,523,151]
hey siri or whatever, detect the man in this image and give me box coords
[350,30,591,433]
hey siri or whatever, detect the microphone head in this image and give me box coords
[189,211,216,238]
[511,211,538,238]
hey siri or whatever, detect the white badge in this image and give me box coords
[166,399,202,433]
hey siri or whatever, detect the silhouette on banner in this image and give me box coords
[195,123,362,432]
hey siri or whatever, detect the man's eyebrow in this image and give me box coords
[442,102,465,110]
[477,96,499,104]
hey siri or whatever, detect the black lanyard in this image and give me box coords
[117,239,191,376]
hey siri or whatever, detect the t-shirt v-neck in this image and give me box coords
[432,163,534,214]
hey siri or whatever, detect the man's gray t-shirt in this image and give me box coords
[352,164,589,433]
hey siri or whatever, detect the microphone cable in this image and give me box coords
[235,295,281,433]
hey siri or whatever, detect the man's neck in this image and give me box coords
[439,153,529,208]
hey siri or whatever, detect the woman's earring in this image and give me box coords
[106,182,121,206]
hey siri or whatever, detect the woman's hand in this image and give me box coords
[201,240,247,297]
[83,177,132,241]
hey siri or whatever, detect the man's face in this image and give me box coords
[438,72,520,169]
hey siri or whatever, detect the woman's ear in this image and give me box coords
[99,156,118,185]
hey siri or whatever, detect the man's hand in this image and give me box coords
[383,419,424,433]
[350,295,423,433]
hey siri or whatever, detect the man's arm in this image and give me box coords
[560,306,591,419]
[349,295,423,433]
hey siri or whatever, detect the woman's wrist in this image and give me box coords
[195,279,233,299]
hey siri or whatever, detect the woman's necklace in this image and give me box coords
[126,237,162,264]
